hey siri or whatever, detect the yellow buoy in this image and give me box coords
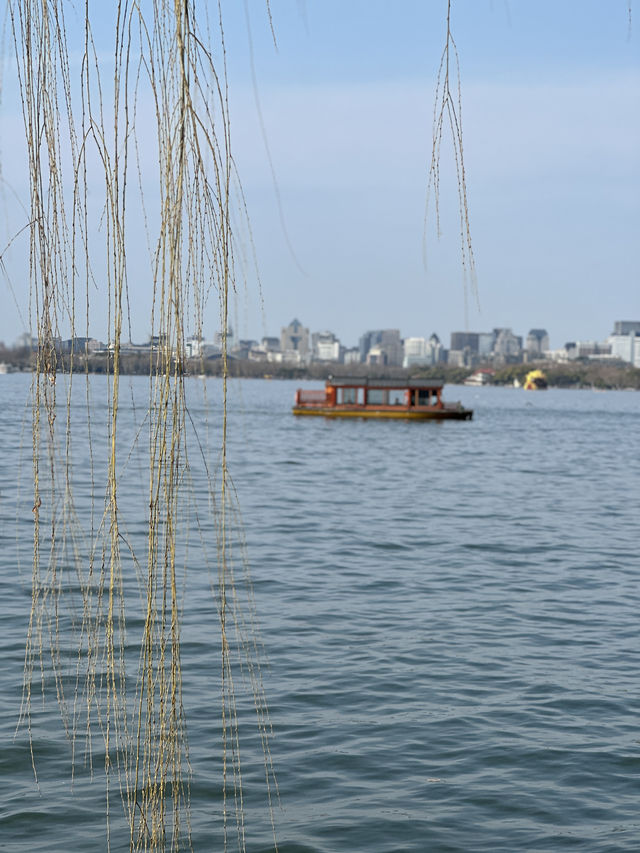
[523,369,548,390]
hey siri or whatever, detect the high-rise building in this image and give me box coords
[492,328,522,358]
[281,318,310,364]
[403,333,443,367]
[359,329,403,366]
[450,331,479,353]
[526,329,549,355]
[609,322,640,367]
[312,331,342,362]
[403,337,429,367]
[478,333,494,357]
[450,331,493,358]
[613,321,640,336]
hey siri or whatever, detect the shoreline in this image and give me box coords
[1,351,639,390]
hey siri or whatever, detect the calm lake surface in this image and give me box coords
[1,375,639,851]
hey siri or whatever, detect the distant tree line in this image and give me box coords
[492,362,640,390]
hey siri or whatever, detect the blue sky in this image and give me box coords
[1,1,638,350]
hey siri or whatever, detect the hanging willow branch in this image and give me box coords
[12,2,277,850]
[427,0,478,322]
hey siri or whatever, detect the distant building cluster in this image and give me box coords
[445,322,640,368]
[9,320,640,369]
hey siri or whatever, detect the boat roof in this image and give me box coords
[326,376,443,390]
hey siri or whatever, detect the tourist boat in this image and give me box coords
[293,377,473,420]
[463,368,494,387]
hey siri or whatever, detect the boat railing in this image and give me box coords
[296,389,327,404]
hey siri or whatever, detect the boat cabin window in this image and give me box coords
[367,389,387,405]
[338,387,365,405]
[417,389,433,405]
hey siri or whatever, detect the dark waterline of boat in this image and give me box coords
[1,376,639,851]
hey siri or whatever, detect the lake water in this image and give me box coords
[1,375,639,851]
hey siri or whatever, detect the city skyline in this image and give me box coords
[2,297,637,355]
[0,3,638,350]
[8,316,638,367]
